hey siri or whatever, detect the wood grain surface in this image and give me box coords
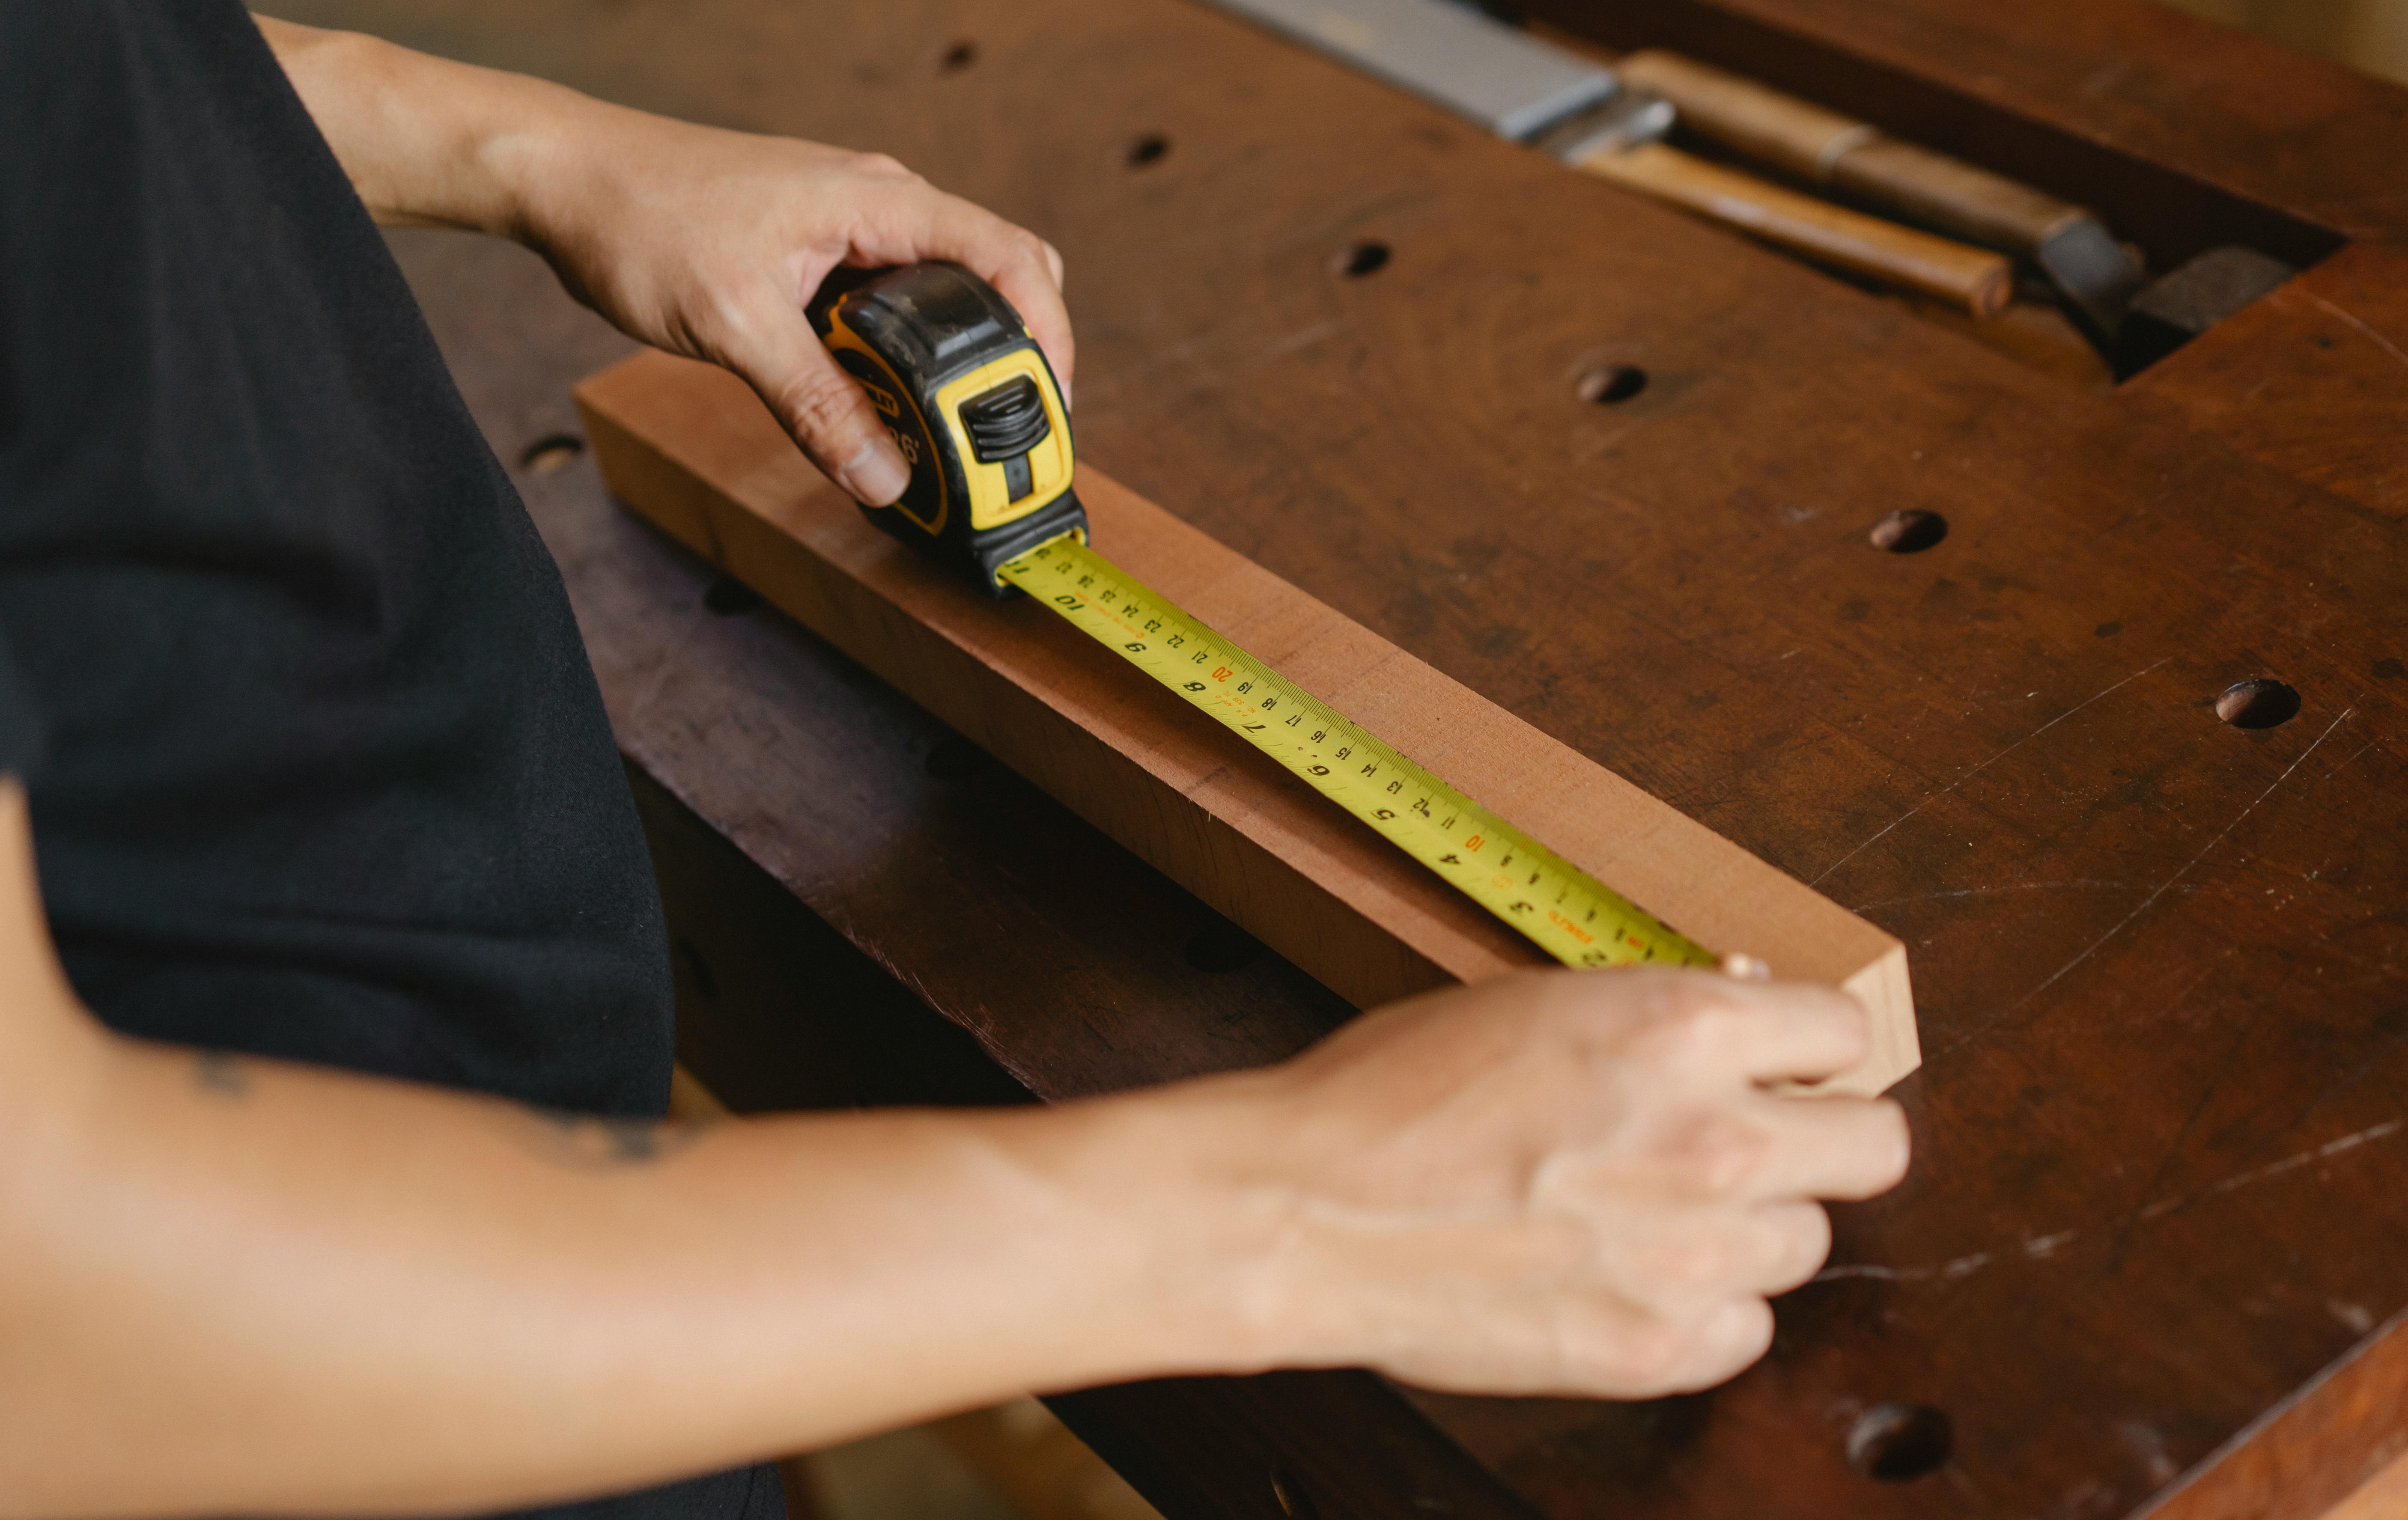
[577,348,1919,1094]
[304,0,2408,1514]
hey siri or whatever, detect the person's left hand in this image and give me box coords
[512,113,1070,508]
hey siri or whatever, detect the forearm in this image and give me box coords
[256,12,1076,507]
[2,1028,1278,1517]
[255,15,594,238]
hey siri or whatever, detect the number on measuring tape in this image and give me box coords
[1004,536,1714,972]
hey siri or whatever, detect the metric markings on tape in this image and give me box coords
[999,537,1716,971]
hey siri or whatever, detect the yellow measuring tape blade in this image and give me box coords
[999,536,1717,971]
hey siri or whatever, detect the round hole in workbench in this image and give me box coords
[2216,678,2301,729]
[924,736,994,780]
[1869,509,1948,554]
[517,432,584,475]
[1576,364,1648,405]
[1185,919,1263,973]
[1332,240,1390,278]
[1846,1402,1952,1481]
[939,39,978,72]
[702,576,763,616]
[1126,132,1170,168]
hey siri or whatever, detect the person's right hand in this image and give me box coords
[1203,969,1909,1398]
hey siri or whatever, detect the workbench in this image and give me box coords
[294,0,2408,1514]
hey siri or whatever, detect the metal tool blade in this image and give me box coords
[1204,0,1618,141]
[2035,215,2149,347]
[2113,245,2295,375]
[1537,89,1679,164]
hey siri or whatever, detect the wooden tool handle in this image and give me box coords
[1617,49,2086,255]
[1572,139,2013,316]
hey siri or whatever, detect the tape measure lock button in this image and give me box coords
[960,374,1052,503]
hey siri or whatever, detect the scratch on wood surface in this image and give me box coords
[1814,1118,2407,1288]
[2138,1119,2407,1220]
[2307,293,2408,374]
[1811,659,2169,886]
[1258,318,1343,362]
[2325,740,2381,779]
[2015,707,2356,1012]
[1851,880,2144,913]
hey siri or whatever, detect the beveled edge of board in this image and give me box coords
[575,348,1920,1094]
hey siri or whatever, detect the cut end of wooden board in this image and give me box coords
[575,349,1922,1095]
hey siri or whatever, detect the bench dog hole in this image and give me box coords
[1185,919,1263,973]
[1847,1403,1952,1481]
[1126,132,1170,167]
[1577,365,1648,405]
[1332,240,1390,278]
[939,39,977,72]
[1869,509,1948,553]
[924,736,993,780]
[701,576,762,616]
[2216,678,2301,729]
[517,432,584,475]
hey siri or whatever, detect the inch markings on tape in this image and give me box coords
[1000,536,1717,972]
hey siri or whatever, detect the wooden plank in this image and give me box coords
[576,348,1919,1095]
[2325,1444,2408,1520]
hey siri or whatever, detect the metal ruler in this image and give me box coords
[1000,535,1717,971]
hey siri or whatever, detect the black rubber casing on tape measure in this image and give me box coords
[805,263,1086,597]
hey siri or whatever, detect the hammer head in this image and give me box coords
[2036,216,2149,350]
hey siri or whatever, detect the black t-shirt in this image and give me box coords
[0,4,779,1516]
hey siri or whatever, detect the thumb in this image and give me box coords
[715,300,912,506]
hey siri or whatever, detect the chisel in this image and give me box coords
[1609,50,2148,342]
[1199,0,2012,317]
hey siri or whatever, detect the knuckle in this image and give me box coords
[778,370,871,443]
[1629,985,1740,1066]
[1607,1318,1689,1388]
[1646,1228,1740,1295]
[852,152,918,181]
[1652,1112,1771,1198]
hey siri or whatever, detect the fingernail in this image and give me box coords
[837,436,911,506]
[1721,953,1770,982]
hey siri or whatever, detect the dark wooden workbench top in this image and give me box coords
[302,0,2408,1514]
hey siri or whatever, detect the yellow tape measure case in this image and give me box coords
[807,263,1086,596]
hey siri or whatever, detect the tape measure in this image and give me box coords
[811,263,1717,971]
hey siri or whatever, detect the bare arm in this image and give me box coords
[254,14,1073,509]
[0,779,1261,1514]
[0,766,1905,1516]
